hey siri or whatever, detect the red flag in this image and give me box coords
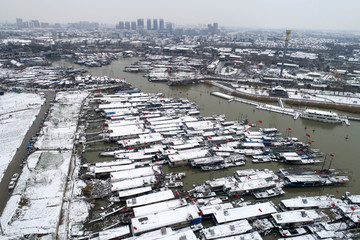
[258,208,262,212]
[351,206,356,211]
[308,142,312,145]
[306,133,311,138]
[330,154,334,157]
[336,190,339,193]
[234,193,239,198]
[186,168,189,172]
[258,120,263,123]
[130,212,134,216]
[133,226,137,230]
[288,128,291,130]
[248,124,252,127]
[331,203,336,207]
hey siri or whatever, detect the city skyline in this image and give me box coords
[1,0,360,31]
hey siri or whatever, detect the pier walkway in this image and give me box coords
[210,91,355,125]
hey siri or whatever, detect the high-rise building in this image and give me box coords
[153,19,158,30]
[166,22,173,33]
[16,18,23,26]
[208,22,219,34]
[159,19,164,31]
[125,21,130,30]
[131,21,136,30]
[213,22,219,33]
[41,22,50,28]
[147,19,151,30]
[117,21,125,30]
[31,20,40,28]
[137,18,144,30]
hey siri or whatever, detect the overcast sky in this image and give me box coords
[1,0,359,31]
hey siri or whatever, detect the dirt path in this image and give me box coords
[0,91,56,217]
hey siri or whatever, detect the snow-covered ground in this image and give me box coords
[0,91,89,239]
[0,92,44,182]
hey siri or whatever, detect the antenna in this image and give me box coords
[280,30,291,78]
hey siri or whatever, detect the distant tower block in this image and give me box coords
[280,30,291,78]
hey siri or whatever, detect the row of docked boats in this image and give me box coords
[73,52,119,67]
[80,181,360,240]
[76,91,354,239]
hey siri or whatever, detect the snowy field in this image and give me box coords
[1,91,89,239]
[0,92,44,182]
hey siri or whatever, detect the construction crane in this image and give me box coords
[280,30,291,78]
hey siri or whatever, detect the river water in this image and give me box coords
[53,57,360,237]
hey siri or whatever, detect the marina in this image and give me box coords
[62,89,359,239]
[1,51,360,240]
[0,2,360,238]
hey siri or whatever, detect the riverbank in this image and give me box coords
[207,81,360,114]
[0,91,89,238]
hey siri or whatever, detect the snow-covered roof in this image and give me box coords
[200,203,234,216]
[168,148,209,163]
[133,198,187,217]
[131,204,200,235]
[201,219,252,239]
[118,186,153,198]
[272,209,324,225]
[111,176,156,192]
[126,190,174,208]
[214,202,277,224]
[280,195,341,209]
[111,167,156,182]
[95,163,136,174]
[217,231,263,240]
[98,225,130,240]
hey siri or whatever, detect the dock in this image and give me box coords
[211,91,354,125]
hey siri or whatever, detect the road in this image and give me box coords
[0,91,56,218]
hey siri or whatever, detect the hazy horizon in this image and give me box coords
[1,0,360,32]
